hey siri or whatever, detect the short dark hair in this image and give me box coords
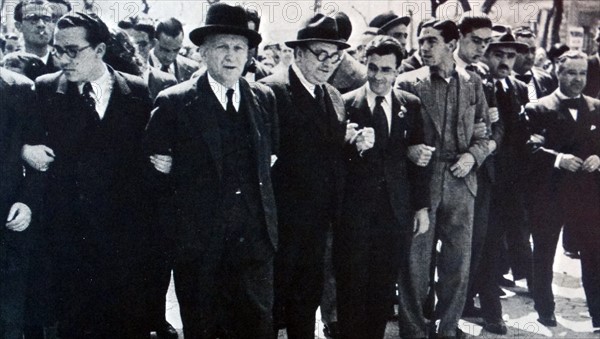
[420,19,459,43]
[246,8,260,32]
[134,18,156,39]
[14,0,47,22]
[334,12,352,42]
[155,17,183,39]
[365,35,404,68]
[56,12,111,46]
[458,17,492,35]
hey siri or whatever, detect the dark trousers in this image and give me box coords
[0,233,29,339]
[528,195,563,317]
[334,187,405,339]
[580,247,600,327]
[320,228,337,325]
[175,200,274,339]
[466,170,491,305]
[273,210,330,339]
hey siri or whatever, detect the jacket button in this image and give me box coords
[239,237,245,243]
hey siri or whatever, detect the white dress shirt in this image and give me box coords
[366,85,393,135]
[207,71,241,112]
[78,64,112,119]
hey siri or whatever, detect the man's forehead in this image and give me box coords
[158,32,183,43]
[387,24,407,32]
[206,33,249,46]
[467,28,492,39]
[420,27,442,39]
[368,53,396,66]
[516,36,535,47]
[490,46,517,54]
[562,58,587,69]
[54,26,87,43]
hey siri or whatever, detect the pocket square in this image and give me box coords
[592,125,597,131]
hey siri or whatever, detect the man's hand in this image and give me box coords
[407,144,436,167]
[488,140,497,153]
[528,133,545,145]
[473,122,488,139]
[450,153,476,178]
[356,127,375,153]
[6,202,32,232]
[150,154,173,174]
[559,154,583,172]
[345,122,359,143]
[582,155,600,173]
[488,107,499,123]
[413,208,430,236]
[22,144,55,171]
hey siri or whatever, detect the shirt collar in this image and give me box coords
[366,84,393,111]
[453,49,470,72]
[207,71,241,111]
[292,62,317,98]
[78,63,111,95]
[494,77,509,91]
[556,89,581,100]
[40,50,50,64]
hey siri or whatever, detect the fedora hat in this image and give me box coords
[369,11,410,33]
[285,14,350,49]
[189,3,262,48]
[487,32,529,54]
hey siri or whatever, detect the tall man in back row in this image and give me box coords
[145,4,278,338]
[260,14,349,339]
[396,19,490,338]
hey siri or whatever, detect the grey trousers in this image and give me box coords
[398,169,474,338]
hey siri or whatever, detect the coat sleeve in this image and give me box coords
[468,78,491,167]
[405,95,431,211]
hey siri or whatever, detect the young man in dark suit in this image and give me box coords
[0,67,43,339]
[144,4,278,338]
[260,14,349,339]
[396,19,490,339]
[525,51,600,330]
[29,13,153,338]
[336,35,430,339]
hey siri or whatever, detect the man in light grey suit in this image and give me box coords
[396,19,490,339]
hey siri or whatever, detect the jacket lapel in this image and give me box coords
[457,70,474,147]
[415,69,443,138]
[190,75,223,178]
[239,78,262,166]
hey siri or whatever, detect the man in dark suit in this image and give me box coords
[396,19,490,339]
[148,17,201,83]
[0,67,42,339]
[29,13,153,338]
[260,14,349,339]
[584,29,600,99]
[466,33,531,334]
[513,27,556,100]
[144,4,278,338]
[524,51,600,329]
[335,35,430,339]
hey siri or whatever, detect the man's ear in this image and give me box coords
[94,42,106,58]
[15,21,23,32]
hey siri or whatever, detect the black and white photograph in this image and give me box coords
[0,0,599,338]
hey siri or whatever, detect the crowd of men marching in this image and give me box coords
[1,1,599,338]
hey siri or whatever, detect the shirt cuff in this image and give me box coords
[554,153,564,169]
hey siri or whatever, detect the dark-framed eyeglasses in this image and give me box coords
[51,45,92,58]
[305,46,342,63]
[23,14,55,24]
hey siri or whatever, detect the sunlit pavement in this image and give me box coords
[166,231,599,338]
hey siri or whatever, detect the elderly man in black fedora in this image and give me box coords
[144,3,278,339]
[369,11,411,58]
[260,14,351,339]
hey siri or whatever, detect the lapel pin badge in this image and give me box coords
[398,105,407,118]
[591,125,596,131]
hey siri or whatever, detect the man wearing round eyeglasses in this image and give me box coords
[14,0,70,79]
[29,12,154,338]
[260,13,351,338]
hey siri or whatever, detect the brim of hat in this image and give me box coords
[488,41,529,54]
[380,16,411,32]
[285,38,351,50]
[189,25,262,48]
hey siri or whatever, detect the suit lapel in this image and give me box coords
[189,75,223,178]
[457,71,474,147]
[239,79,262,167]
[289,69,329,136]
[416,71,443,137]
[351,87,372,128]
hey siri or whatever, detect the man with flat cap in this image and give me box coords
[144,3,278,338]
[369,11,411,59]
[260,13,351,339]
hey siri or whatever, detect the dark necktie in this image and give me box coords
[314,85,327,113]
[465,64,477,72]
[515,73,533,84]
[160,64,170,73]
[562,98,579,110]
[226,88,236,116]
[373,96,389,148]
[82,82,96,112]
